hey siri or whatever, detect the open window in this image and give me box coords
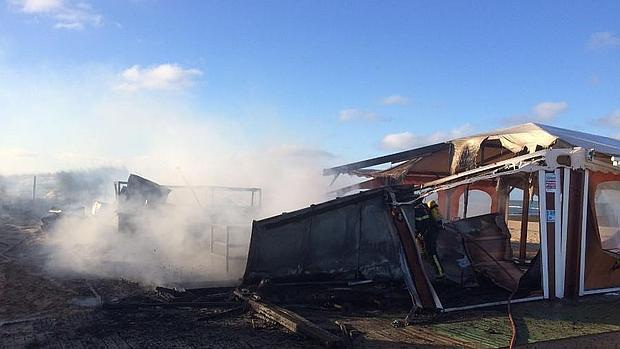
[506,187,540,262]
[457,189,491,218]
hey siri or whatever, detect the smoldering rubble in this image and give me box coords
[43,174,264,286]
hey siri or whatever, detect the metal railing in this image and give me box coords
[209,224,250,274]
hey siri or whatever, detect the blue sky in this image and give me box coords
[1,1,620,176]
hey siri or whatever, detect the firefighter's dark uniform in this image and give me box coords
[414,202,445,279]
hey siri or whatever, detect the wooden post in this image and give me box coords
[463,184,470,218]
[540,170,558,299]
[519,183,531,263]
[564,170,585,298]
[390,206,441,310]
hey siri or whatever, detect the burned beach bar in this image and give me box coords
[240,122,620,326]
[6,123,620,348]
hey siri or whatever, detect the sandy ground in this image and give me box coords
[507,221,540,243]
[0,211,320,349]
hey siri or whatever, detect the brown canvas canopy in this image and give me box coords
[325,123,620,191]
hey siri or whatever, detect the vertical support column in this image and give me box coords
[32,175,37,202]
[558,168,571,298]
[553,168,563,298]
[437,190,449,218]
[537,170,550,299]
[579,170,590,296]
[519,183,531,263]
[463,184,470,219]
[495,178,509,217]
[564,169,584,298]
[210,225,214,253]
[390,205,443,310]
[443,190,454,221]
[225,226,230,274]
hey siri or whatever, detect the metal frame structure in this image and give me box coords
[114,180,262,207]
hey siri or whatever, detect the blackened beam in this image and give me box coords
[258,187,387,229]
[234,290,342,348]
[322,142,450,176]
[165,185,261,192]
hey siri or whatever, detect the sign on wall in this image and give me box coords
[545,172,557,193]
[546,209,556,222]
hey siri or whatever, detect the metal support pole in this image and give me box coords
[210,225,214,254]
[225,226,230,274]
[32,175,37,202]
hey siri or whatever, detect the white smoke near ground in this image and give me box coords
[37,108,335,286]
[39,135,333,286]
[45,204,239,286]
[0,64,343,286]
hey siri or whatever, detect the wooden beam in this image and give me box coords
[389,207,440,310]
[564,170,585,298]
[463,184,470,218]
[234,291,342,348]
[519,182,531,263]
[323,143,449,176]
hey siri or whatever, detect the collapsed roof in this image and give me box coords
[325,123,620,193]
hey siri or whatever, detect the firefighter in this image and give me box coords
[414,202,445,279]
[427,200,443,222]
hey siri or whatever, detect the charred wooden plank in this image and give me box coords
[234,290,342,348]
[334,321,353,348]
[102,301,238,309]
[197,305,246,321]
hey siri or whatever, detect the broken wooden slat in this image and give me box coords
[234,290,342,348]
[334,321,353,348]
[197,305,246,321]
[102,301,238,309]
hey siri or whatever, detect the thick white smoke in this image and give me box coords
[0,66,348,286]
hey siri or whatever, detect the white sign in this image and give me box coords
[545,172,557,193]
[547,210,556,222]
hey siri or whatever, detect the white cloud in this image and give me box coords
[505,101,568,124]
[588,32,620,49]
[338,108,387,122]
[532,101,568,120]
[381,95,410,106]
[597,108,620,128]
[380,132,416,150]
[380,125,472,151]
[10,0,102,30]
[18,0,62,12]
[114,64,203,93]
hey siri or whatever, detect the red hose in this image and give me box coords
[507,289,518,349]
[459,235,520,348]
